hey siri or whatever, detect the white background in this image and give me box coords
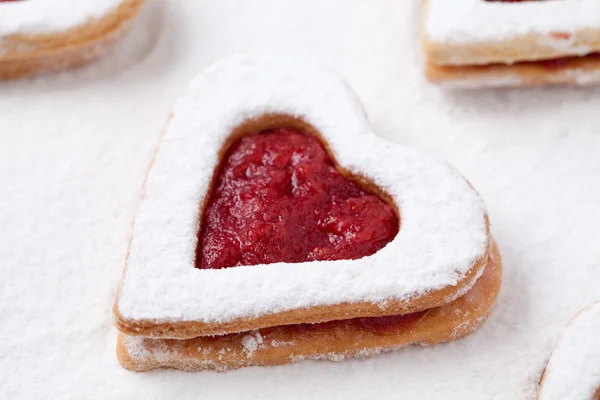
[1,1,599,399]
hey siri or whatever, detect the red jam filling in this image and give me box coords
[213,310,428,343]
[479,53,600,71]
[196,128,399,270]
[533,53,600,70]
[292,311,428,334]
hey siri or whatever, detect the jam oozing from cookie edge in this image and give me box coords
[292,310,428,334]
[496,53,600,70]
[532,53,600,70]
[196,128,399,270]
[457,52,600,71]
[209,310,430,344]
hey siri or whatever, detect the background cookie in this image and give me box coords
[421,0,600,87]
[0,0,145,79]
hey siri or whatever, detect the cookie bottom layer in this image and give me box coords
[425,57,600,88]
[117,242,502,372]
[0,0,144,80]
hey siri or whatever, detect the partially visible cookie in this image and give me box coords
[0,0,145,79]
[421,0,600,87]
[538,302,600,400]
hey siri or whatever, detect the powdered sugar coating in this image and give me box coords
[122,334,410,372]
[538,302,600,400]
[0,0,124,37]
[121,333,400,373]
[116,55,488,325]
[426,0,600,48]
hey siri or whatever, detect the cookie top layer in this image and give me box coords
[116,55,489,326]
[426,0,600,45]
[538,302,600,400]
[0,0,124,37]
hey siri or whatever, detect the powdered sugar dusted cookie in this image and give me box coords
[113,55,493,342]
[421,0,600,87]
[0,0,145,79]
[118,243,502,372]
[538,302,600,400]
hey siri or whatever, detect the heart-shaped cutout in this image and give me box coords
[196,127,399,270]
[114,55,490,339]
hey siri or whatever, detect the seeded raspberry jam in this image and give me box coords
[196,128,398,270]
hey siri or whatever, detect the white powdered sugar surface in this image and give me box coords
[116,54,488,324]
[0,0,124,38]
[538,302,600,400]
[240,331,264,357]
[426,0,600,46]
[1,1,599,399]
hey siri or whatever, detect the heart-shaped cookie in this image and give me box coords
[113,55,492,343]
[0,0,145,79]
[538,302,600,400]
[421,0,600,87]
